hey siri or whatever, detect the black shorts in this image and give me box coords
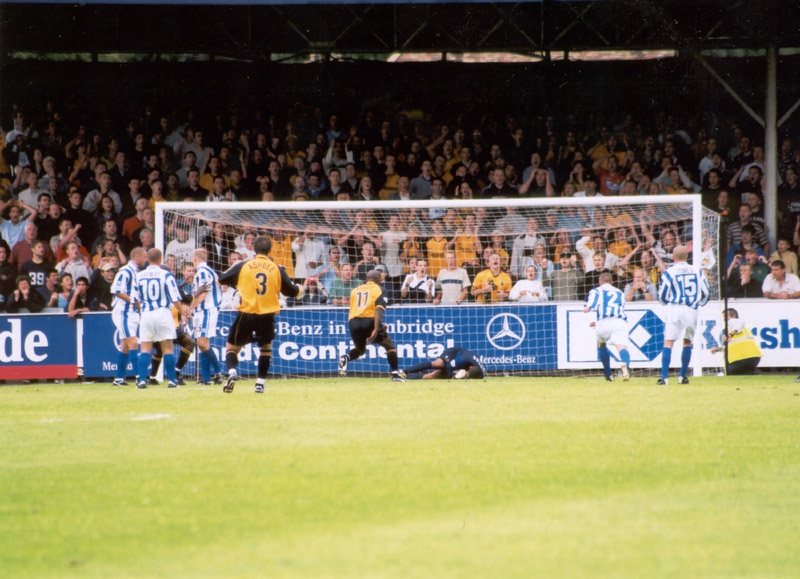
[349,317,388,352]
[228,312,275,348]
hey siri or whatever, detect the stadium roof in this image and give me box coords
[2,1,798,59]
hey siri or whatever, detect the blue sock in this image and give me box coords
[199,353,210,382]
[128,349,138,380]
[661,347,672,380]
[163,353,177,383]
[202,349,220,379]
[138,352,152,384]
[115,351,129,380]
[680,346,693,378]
[598,345,611,377]
[208,348,222,374]
[619,349,631,366]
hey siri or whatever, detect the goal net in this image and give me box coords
[155,195,720,378]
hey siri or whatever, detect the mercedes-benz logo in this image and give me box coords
[113,329,123,352]
[486,313,526,350]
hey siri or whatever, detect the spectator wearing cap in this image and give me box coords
[88,260,118,310]
[549,250,584,301]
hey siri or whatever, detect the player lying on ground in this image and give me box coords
[403,347,486,380]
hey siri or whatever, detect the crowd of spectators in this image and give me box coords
[2,98,800,313]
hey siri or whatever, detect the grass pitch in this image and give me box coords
[2,375,799,578]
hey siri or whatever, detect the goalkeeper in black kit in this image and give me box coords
[403,347,486,380]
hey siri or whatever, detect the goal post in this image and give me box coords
[154,194,720,378]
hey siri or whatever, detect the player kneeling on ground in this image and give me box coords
[403,347,486,380]
[584,272,631,382]
[338,269,405,382]
[219,235,303,394]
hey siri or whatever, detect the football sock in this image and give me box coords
[619,349,631,366]
[150,353,162,378]
[178,346,192,371]
[115,351,129,380]
[598,345,611,377]
[661,347,672,379]
[163,353,177,383]
[405,360,434,374]
[347,348,362,361]
[680,345,693,377]
[387,349,399,372]
[225,350,238,373]
[257,353,271,380]
[199,353,210,382]
[138,352,152,384]
[207,348,221,374]
[128,349,138,380]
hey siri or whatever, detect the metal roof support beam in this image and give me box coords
[777,98,800,128]
[694,53,765,127]
[764,45,778,253]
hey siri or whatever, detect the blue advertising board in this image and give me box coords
[181,304,559,377]
[0,314,78,379]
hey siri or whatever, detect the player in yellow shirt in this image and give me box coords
[472,254,512,303]
[338,270,405,382]
[219,236,303,393]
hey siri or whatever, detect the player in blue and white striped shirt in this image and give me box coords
[584,272,632,381]
[188,249,224,385]
[111,247,147,386]
[657,245,710,385]
[136,248,184,388]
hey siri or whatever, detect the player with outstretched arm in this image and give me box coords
[403,347,486,380]
[338,269,406,382]
[583,271,631,382]
[219,236,303,394]
[657,245,710,385]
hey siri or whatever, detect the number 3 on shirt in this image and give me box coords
[255,272,268,295]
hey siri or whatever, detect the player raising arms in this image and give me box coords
[403,347,486,380]
[584,272,631,382]
[219,235,303,394]
[657,245,710,385]
[188,248,224,385]
[338,269,406,382]
[136,248,184,389]
[110,247,147,386]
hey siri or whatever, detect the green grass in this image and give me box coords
[2,375,799,578]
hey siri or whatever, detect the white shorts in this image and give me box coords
[595,317,630,348]
[112,309,140,340]
[139,309,177,343]
[192,308,219,339]
[663,304,698,342]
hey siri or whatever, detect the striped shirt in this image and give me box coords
[658,262,710,309]
[137,265,182,312]
[584,283,627,320]
[192,261,222,311]
[111,262,141,313]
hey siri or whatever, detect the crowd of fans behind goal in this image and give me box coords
[1,100,800,314]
